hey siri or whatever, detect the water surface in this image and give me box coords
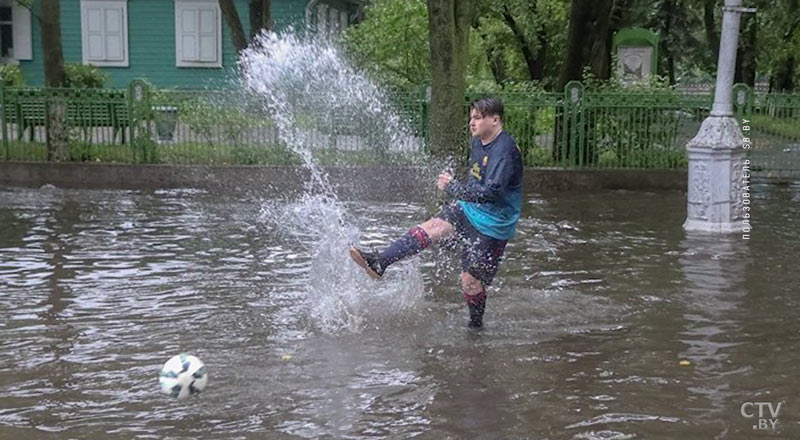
[0,182,798,439]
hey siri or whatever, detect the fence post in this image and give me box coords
[563,81,584,167]
[129,80,153,163]
[732,83,752,118]
[0,83,7,159]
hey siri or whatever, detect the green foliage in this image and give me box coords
[757,0,800,89]
[64,63,109,88]
[471,0,569,87]
[0,64,24,87]
[582,67,673,91]
[342,0,430,91]
[524,146,556,166]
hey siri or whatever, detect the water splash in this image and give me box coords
[241,31,426,332]
[239,31,422,193]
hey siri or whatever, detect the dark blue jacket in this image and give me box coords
[446,130,523,240]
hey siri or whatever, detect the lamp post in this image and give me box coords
[684,0,755,233]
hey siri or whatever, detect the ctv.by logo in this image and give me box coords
[740,401,783,431]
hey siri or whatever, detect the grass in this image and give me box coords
[750,114,800,139]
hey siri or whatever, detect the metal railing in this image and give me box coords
[1,80,798,176]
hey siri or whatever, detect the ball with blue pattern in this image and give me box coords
[159,353,208,399]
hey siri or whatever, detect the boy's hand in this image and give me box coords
[437,171,453,191]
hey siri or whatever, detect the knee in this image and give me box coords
[420,218,452,242]
[460,271,483,296]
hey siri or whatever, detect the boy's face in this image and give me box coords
[469,108,499,139]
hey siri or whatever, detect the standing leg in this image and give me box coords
[461,229,507,328]
[461,271,486,328]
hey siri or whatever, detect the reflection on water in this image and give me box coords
[0,183,798,439]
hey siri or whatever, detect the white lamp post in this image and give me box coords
[684,0,755,233]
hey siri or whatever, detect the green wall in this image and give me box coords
[20,0,253,89]
[17,0,355,89]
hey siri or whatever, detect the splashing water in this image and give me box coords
[241,32,426,332]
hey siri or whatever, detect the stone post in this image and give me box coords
[684,0,754,233]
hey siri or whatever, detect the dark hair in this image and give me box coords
[470,97,504,120]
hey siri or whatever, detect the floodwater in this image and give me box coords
[0,181,798,439]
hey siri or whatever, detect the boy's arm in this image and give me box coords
[446,155,512,203]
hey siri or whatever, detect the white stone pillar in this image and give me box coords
[684,0,751,234]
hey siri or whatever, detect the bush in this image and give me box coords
[0,64,24,87]
[64,63,109,88]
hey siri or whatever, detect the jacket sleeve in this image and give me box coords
[446,155,512,203]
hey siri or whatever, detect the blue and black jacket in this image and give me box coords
[445,130,523,240]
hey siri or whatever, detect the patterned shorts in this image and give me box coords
[435,202,508,286]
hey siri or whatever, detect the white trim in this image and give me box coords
[174,0,222,68]
[10,5,32,60]
[80,0,129,67]
[305,0,321,30]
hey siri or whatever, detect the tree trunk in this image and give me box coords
[555,0,613,166]
[660,0,676,84]
[734,11,757,87]
[774,1,799,91]
[219,0,247,52]
[588,0,613,80]
[558,0,613,89]
[46,98,69,162]
[477,32,506,84]
[249,0,271,38]
[703,0,720,63]
[775,57,795,92]
[426,0,473,158]
[500,6,544,81]
[41,0,65,87]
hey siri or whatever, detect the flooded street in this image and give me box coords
[0,182,798,439]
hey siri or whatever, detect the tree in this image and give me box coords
[219,0,247,52]
[342,0,430,90]
[426,0,473,157]
[249,0,271,39]
[772,0,799,91]
[647,0,703,84]
[471,0,568,88]
[734,6,758,87]
[703,0,721,63]
[558,0,613,89]
[219,0,271,52]
[41,0,65,86]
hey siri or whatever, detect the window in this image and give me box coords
[307,1,352,36]
[316,4,327,34]
[80,0,129,67]
[175,0,222,68]
[0,7,12,58]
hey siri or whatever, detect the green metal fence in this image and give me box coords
[744,87,800,179]
[1,80,799,177]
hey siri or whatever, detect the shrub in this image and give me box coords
[0,64,24,87]
[64,63,109,88]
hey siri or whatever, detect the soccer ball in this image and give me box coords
[159,353,208,399]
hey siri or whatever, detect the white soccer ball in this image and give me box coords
[159,353,208,399]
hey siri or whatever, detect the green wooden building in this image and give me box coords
[0,0,363,88]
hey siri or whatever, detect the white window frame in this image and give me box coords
[316,3,327,35]
[80,0,129,67]
[174,0,222,68]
